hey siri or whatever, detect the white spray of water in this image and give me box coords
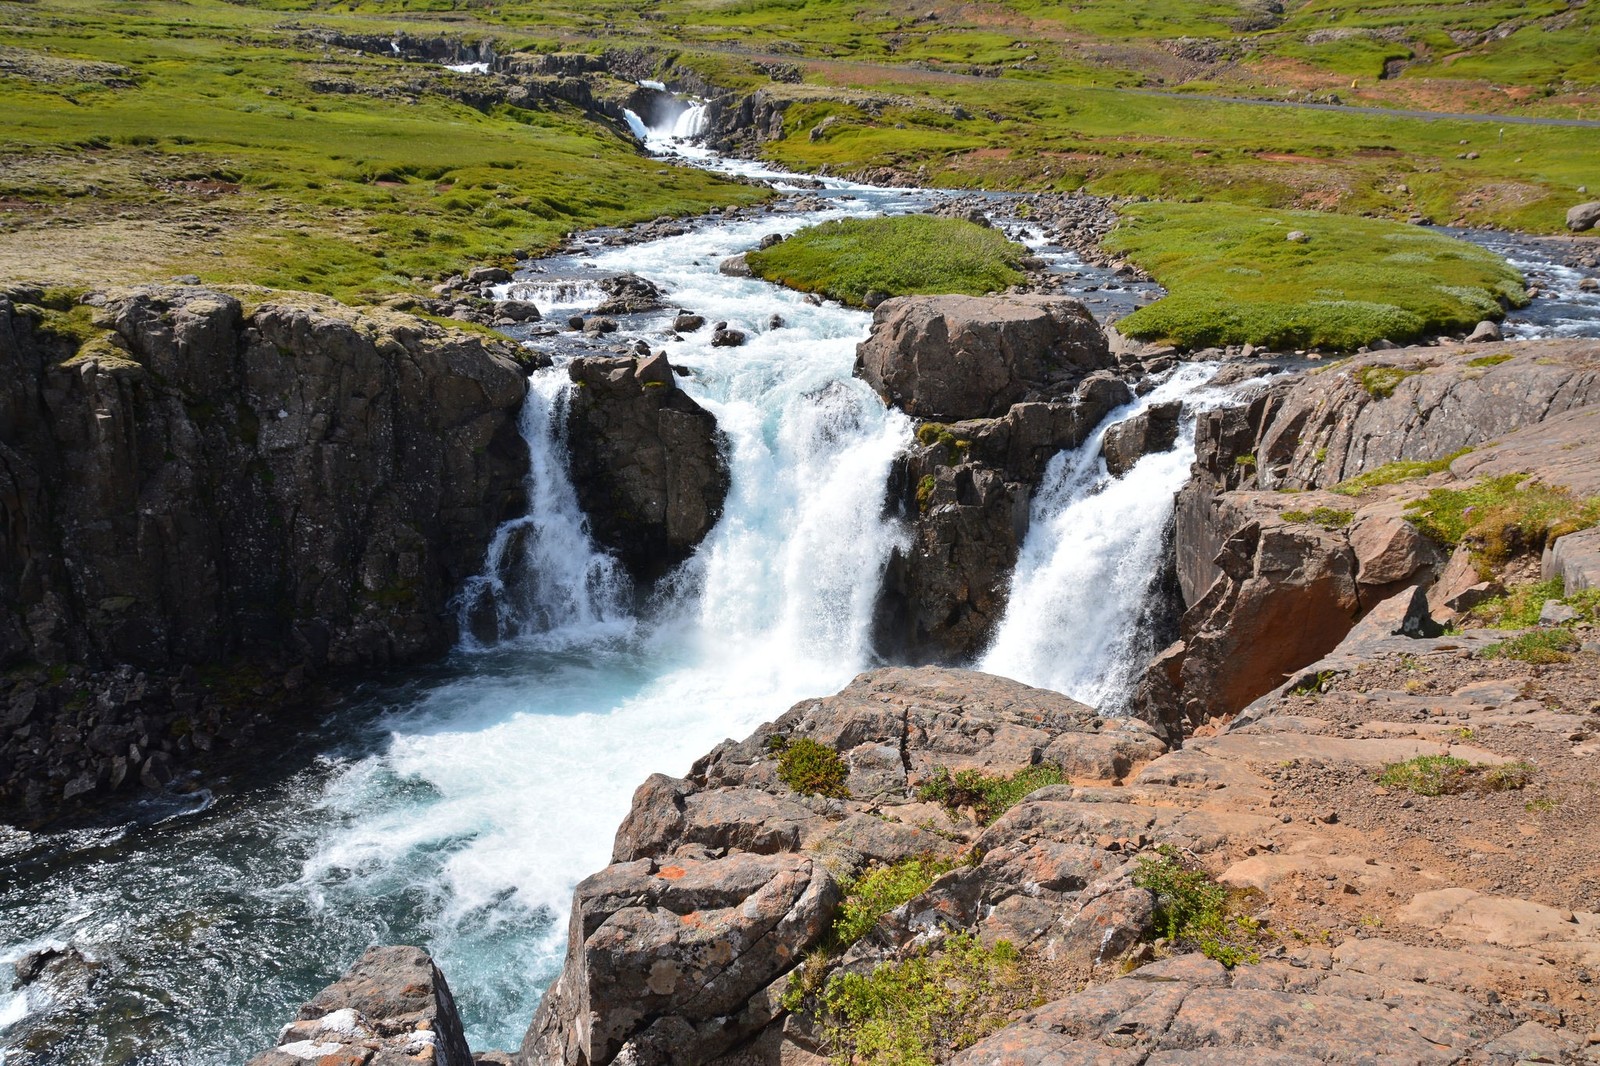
[452,372,632,651]
[979,364,1222,708]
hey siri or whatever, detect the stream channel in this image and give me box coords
[2,96,1597,1066]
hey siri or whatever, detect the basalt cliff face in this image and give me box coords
[0,283,534,816]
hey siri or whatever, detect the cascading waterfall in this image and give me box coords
[452,371,632,649]
[979,364,1223,708]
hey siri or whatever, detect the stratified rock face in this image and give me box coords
[521,666,1168,1066]
[0,284,531,671]
[854,294,1113,421]
[874,373,1134,662]
[565,353,730,581]
[247,946,473,1066]
[1140,339,1600,735]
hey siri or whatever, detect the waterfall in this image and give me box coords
[978,364,1222,709]
[452,370,632,650]
[623,96,711,154]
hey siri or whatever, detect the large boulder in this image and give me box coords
[1567,201,1600,232]
[565,353,730,580]
[248,946,473,1066]
[854,294,1112,421]
[1101,401,1181,477]
[591,273,664,316]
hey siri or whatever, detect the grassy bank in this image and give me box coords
[0,0,766,301]
[1104,203,1528,349]
[746,215,1028,307]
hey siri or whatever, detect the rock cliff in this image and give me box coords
[0,283,533,815]
[564,352,730,581]
[519,600,1600,1064]
[1143,338,1600,737]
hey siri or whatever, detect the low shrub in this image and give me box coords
[832,855,958,948]
[776,737,850,799]
[818,933,1020,1066]
[918,763,1068,825]
[1132,846,1262,967]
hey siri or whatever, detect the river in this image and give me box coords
[0,97,1595,1065]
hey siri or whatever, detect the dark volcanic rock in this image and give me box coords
[247,946,472,1066]
[0,285,532,672]
[874,373,1133,662]
[1102,400,1181,477]
[565,353,730,580]
[854,294,1113,421]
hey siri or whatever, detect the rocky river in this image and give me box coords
[2,99,1599,1066]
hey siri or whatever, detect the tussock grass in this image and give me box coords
[1404,474,1600,567]
[917,763,1068,825]
[745,215,1027,308]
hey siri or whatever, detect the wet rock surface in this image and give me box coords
[564,351,731,581]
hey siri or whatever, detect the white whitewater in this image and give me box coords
[451,372,632,650]
[293,186,920,1050]
[979,364,1223,708]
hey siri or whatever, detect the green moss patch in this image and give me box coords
[1105,203,1527,350]
[1331,449,1471,496]
[918,763,1068,825]
[772,736,850,798]
[1280,506,1354,529]
[1404,473,1600,567]
[745,214,1027,308]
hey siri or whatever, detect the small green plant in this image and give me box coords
[1234,453,1257,467]
[777,738,850,799]
[833,855,958,948]
[1358,365,1420,399]
[1289,670,1336,696]
[1463,578,1567,628]
[1332,449,1472,496]
[1132,846,1262,967]
[1482,760,1537,792]
[1467,352,1513,368]
[918,764,1068,825]
[1524,796,1559,813]
[818,933,1020,1066]
[1404,474,1600,567]
[1378,754,1538,794]
[915,474,937,514]
[1482,629,1579,664]
[1378,754,1473,796]
[1280,506,1354,529]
